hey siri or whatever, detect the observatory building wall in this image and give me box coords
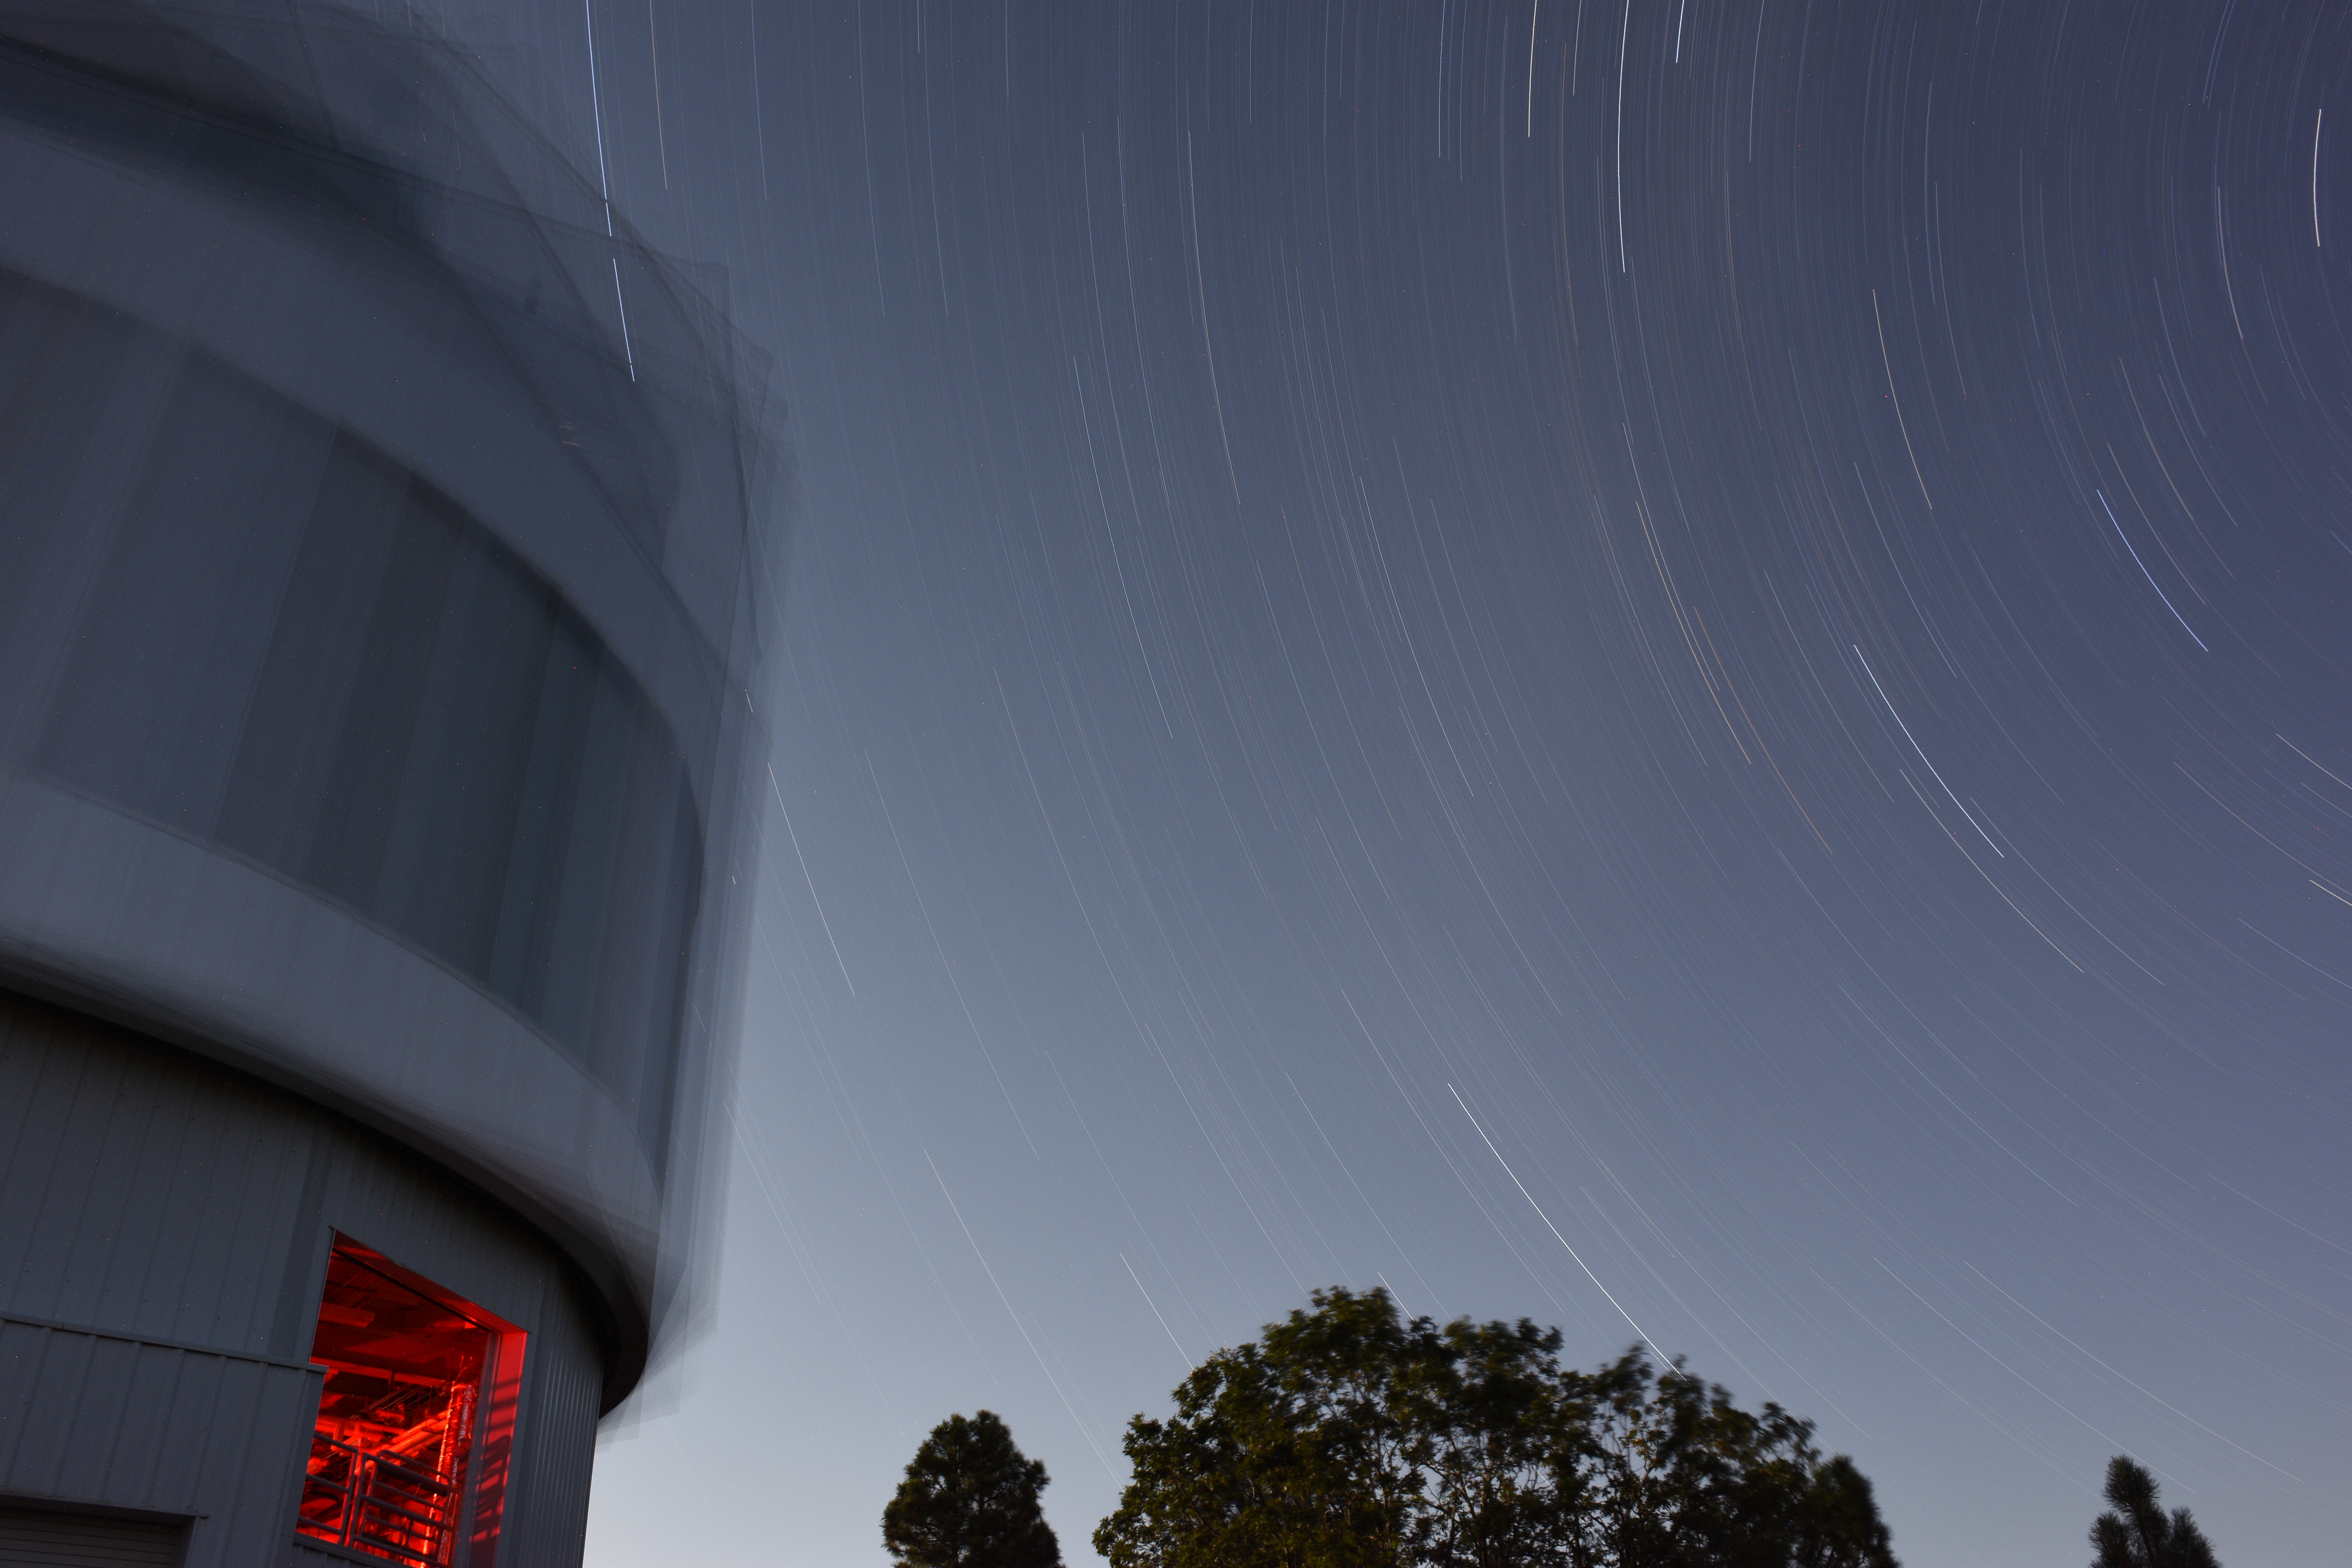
[0,2,776,1562]
[0,991,608,1568]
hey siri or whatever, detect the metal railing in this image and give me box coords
[298,1434,460,1565]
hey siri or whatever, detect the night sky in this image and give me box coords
[448,3,2349,1562]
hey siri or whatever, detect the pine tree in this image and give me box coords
[2088,1457,2221,1568]
[884,1410,1063,1568]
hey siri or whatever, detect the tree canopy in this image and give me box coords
[2088,1457,2221,1568]
[1094,1286,1897,1568]
[884,1409,1063,1568]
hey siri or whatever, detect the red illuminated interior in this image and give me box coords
[298,1237,524,1567]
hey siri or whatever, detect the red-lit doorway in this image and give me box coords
[298,1236,526,1566]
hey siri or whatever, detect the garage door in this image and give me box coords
[0,1507,184,1567]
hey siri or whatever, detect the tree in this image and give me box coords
[884,1410,1063,1568]
[1094,1286,1896,1568]
[1572,1349,1895,1568]
[2088,1457,2221,1568]
[1092,1287,1434,1568]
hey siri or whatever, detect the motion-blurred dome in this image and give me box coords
[0,2,781,1561]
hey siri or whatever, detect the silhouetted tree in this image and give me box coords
[1093,1287,1430,1568]
[1574,1348,1895,1568]
[2089,1457,2220,1568]
[884,1410,1063,1568]
[1094,1286,1897,1568]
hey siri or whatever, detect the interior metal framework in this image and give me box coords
[299,1238,527,1566]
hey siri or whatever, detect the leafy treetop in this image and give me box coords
[1094,1285,1897,1568]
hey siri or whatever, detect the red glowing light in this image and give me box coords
[298,1237,525,1567]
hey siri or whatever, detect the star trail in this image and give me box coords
[427,4,2352,1563]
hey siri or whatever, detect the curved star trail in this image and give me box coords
[434,4,2352,1563]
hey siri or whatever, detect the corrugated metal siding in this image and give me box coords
[502,1279,603,1568]
[0,998,315,1362]
[0,1506,184,1566]
[0,1322,317,1567]
[0,993,608,1566]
